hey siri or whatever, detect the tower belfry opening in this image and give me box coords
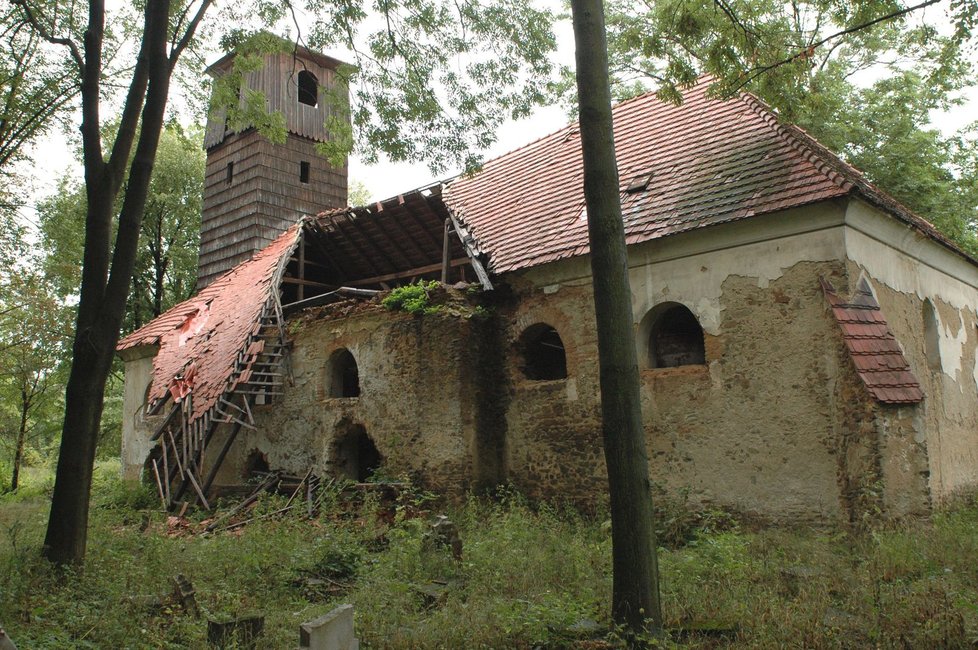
[197,41,350,289]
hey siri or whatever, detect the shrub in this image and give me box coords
[381,280,441,315]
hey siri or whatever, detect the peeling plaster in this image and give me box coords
[936,310,967,381]
[632,226,844,335]
[973,341,978,391]
[844,201,978,313]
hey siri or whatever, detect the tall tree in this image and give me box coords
[12,0,556,565]
[571,0,663,639]
[0,5,77,181]
[37,124,204,333]
[601,0,978,249]
[0,269,69,492]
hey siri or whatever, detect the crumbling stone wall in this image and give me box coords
[501,255,872,521]
[120,200,978,521]
[210,297,489,496]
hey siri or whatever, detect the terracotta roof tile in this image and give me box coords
[118,225,301,423]
[821,277,923,405]
[444,78,972,274]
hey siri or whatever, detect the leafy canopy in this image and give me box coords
[599,0,978,251]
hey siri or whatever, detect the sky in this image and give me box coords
[15,5,978,223]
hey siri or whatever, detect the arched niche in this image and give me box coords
[327,348,360,398]
[642,302,706,369]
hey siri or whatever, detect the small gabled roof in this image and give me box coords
[822,277,924,405]
[445,78,968,274]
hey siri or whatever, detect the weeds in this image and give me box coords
[1,471,977,648]
[381,280,441,315]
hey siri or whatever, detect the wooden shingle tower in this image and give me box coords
[198,44,348,289]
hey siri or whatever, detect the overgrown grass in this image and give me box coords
[1,472,977,648]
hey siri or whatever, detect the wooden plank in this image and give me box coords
[345,258,470,287]
[282,277,336,289]
[151,459,167,508]
[201,419,246,497]
[441,218,451,283]
[186,469,210,511]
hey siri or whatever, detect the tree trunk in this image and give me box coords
[42,0,174,566]
[570,0,663,638]
[11,388,30,492]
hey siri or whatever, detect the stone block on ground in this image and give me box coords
[299,604,359,650]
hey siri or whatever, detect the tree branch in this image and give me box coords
[732,0,943,93]
[9,0,83,71]
[170,0,214,63]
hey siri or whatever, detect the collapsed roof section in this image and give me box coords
[280,183,492,313]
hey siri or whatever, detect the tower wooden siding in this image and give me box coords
[198,49,348,289]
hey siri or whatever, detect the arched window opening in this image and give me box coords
[923,299,942,372]
[328,349,360,397]
[333,422,382,482]
[648,304,706,368]
[297,70,318,107]
[520,323,567,380]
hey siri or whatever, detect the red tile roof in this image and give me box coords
[118,225,301,423]
[821,277,924,405]
[444,78,965,274]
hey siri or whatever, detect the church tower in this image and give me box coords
[197,45,349,289]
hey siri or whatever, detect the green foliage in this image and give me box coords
[600,0,978,252]
[0,6,77,179]
[304,0,559,172]
[37,123,204,333]
[311,545,363,581]
[0,237,72,492]
[381,280,442,315]
[4,479,978,647]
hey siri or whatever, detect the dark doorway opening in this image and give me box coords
[244,449,270,478]
[333,422,382,482]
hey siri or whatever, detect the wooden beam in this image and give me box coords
[330,213,386,277]
[298,237,306,301]
[441,218,451,283]
[302,226,350,278]
[382,212,434,267]
[400,198,443,251]
[282,277,337,289]
[346,258,470,287]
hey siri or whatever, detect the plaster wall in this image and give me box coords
[120,347,158,481]
[505,205,879,520]
[843,200,978,504]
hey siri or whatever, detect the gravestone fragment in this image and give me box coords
[299,604,359,650]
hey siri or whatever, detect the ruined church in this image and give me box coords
[117,45,978,523]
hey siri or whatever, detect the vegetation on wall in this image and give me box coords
[381,280,443,315]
